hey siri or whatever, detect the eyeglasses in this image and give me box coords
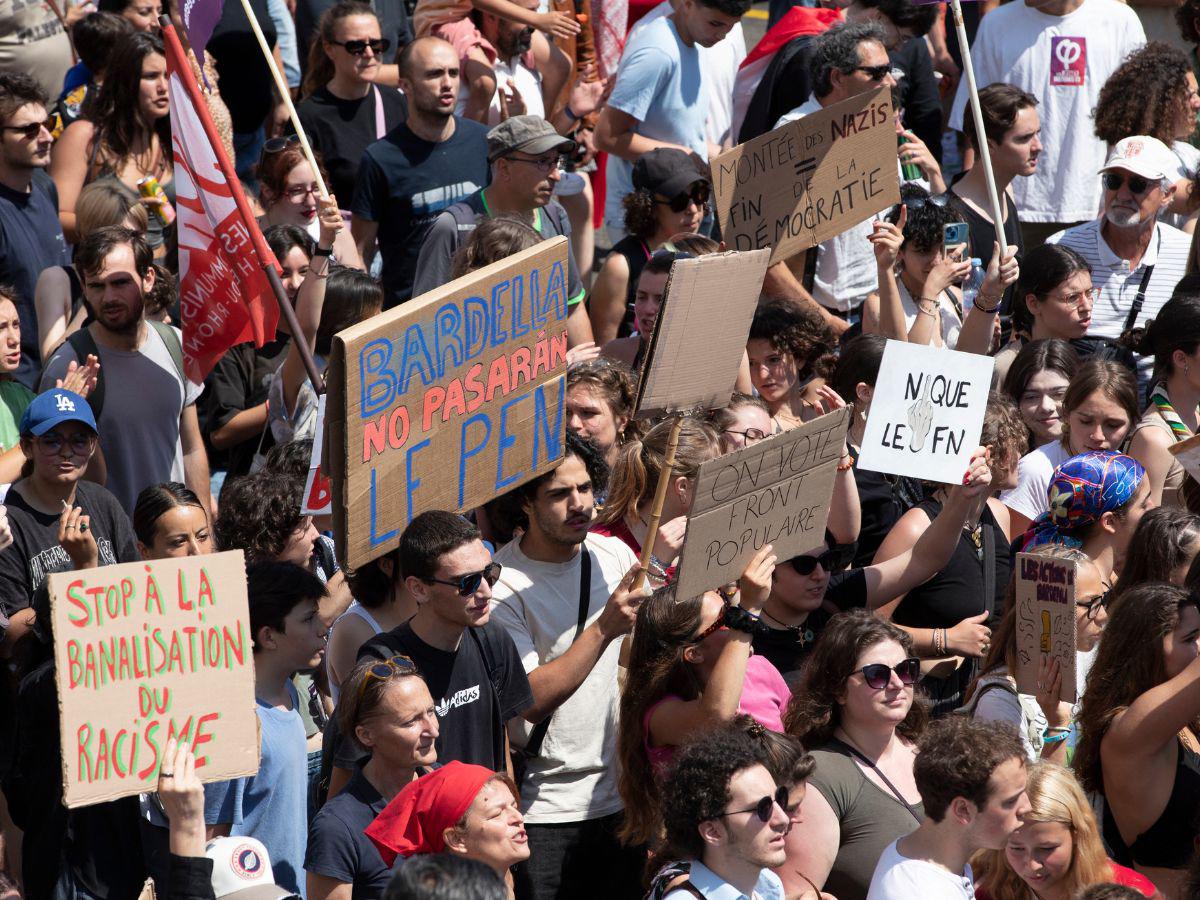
[713,785,790,824]
[507,153,566,173]
[355,654,418,704]
[655,183,710,213]
[422,561,502,596]
[329,37,391,56]
[851,64,895,81]
[692,603,729,643]
[1102,172,1158,195]
[723,427,770,444]
[284,183,321,201]
[787,549,841,576]
[1047,286,1100,307]
[858,657,921,690]
[35,431,95,455]
[1076,589,1112,620]
[2,117,53,139]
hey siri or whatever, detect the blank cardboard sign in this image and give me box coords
[49,551,259,808]
[1013,553,1078,704]
[635,249,770,419]
[327,238,570,569]
[711,87,900,265]
[676,408,850,598]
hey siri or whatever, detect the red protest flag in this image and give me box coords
[162,20,280,383]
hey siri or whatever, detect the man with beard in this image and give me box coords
[0,73,69,388]
[489,433,648,900]
[351,36,489,309]
[39,227,210,515]
[1047,136,1190,395]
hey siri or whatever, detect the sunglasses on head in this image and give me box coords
[858,657,921,690]
[2,117,54,140]
[787,548,841,577]
[421,561,502,596]
[355,654,417,703]
[714,785,790,824]
[655,182,710,213]
[1102,172,1156,195]
[330,37,391,56]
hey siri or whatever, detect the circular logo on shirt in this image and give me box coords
[231,845,264,880]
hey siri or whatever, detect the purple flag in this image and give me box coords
[181,0,223,61]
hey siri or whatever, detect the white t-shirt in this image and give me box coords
[489,532,638,824]
[949,0,1145,224]
[867,840,975,899]
[1000,439,1072,522]
[897,280,963,349]
[1165,141,1200,231]
[454,54,544,124]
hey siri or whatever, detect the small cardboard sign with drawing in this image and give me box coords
[49,551,259,808]
[856,341,993,483]
[710,87,900,265]
[1013,552,1078,704]
[675,408,850,598]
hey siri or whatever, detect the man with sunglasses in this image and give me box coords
[1046,135,1190,395]
[0,72,69,388]
[412,114,591,344]
[659,725,793,899]
[489,434,647,900]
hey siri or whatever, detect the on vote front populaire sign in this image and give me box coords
[856,340,993,484]
[326,238,570,569]
[710,86,900,265]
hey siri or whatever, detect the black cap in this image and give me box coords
[632,148,709,198]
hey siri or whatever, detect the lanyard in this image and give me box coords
[833,737,922,824]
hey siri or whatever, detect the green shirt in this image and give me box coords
[0,379,35,450]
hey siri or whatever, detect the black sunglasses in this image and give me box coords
[2,117,54,139]
[422,561,502,596]
[714,785,789,824]
[787,549,840,576]
[1075,588,1112,620]
[655,183,710,213]
[1102,172,1155,195]
[330,37,391,56]
[852,63,892,81]
[859,657,921,690]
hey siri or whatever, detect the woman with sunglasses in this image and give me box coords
[306,656,439,900]
[873,396,1027,716]
[963,546,1108,763]
[257,139,362,268]
[747,297,838,433]
[297,1,405,211]
[780,610,926,900]
[1074,582,1200,897]
[590,148,710,345]
[1127,285,1200,506]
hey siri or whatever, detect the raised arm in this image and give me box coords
[955,242,1018,356]
[280,196,339,414]
[866,206,907,340]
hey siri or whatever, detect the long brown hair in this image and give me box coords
[1059,359,1139,453]
[616,582,706,846]
[1074,582,1200,794]
[302,0,379,98]
[784,609,927,748]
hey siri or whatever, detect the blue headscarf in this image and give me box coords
[1019,450,1145,551]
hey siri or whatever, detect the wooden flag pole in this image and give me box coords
[949,0,1007,244]
[634,415,685,592]
[236,0,331,201]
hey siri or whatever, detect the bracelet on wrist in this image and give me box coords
[565,104,580,121]
[724,604,767,636]
[973,294,1000,313]
[837,456,854,472]
[313,245,333,257]
[1042,730,1069,746]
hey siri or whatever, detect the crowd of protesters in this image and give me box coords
[6,0,1200,896]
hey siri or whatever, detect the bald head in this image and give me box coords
[398,37,460,120]
[398,36,457,81]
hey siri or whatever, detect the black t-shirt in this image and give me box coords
[850,446,922,569]
[201,335,290,478]
[208,0,278,133]
[354,619,532,772]
[295,86,408,209]
[738,34,816,144]
[295,0,413,65]
[825,569,868,613]
[948,188,1025,315]
[891,36,942,165]
[610,233,651,339]
[305,767,404,896]
[351,119,490,308]
[0,480,140,618]
[752,608,832,690]
[0,170,69,388]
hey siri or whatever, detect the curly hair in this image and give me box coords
[263,438,314,482]
[749,297,837,383]
[1094,42,1193,145]
[983,392,1029,471]
[566,356,640,440]
[784,609,927,749]
[886,184,961,254]
[916,717,1026,822]
[486,432,610,536]
[1178,0,1200,43]
[622,187,658,240]
[215,470,304,562]
[660,723,768,860]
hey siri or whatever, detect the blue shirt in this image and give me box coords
[204,682,309,896]
[663,860,786,900]
[603,15,708,237]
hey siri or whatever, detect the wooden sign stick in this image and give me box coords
[635,415,685,592]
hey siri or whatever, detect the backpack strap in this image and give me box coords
[147,319,186,385]
[65,328,103,418]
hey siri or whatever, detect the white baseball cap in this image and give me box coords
[205,837,298,900]
[1099,136,1177,182]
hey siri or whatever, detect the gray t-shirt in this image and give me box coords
[40,325,202,512]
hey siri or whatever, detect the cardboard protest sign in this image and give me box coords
[711,87,900,265]
[1013,552,1078,704]
[49,551,259,808]
[1169,433,1200,485]
[635,249,770,418]
[302,394,331,516]
[856,341,992,484]
[327,238,569,569]
[676,408,850,598]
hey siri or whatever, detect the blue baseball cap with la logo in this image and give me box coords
[19,388,98,437]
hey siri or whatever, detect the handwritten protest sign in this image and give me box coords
[302,394,331,516]
[327,238,569,569]
[676,408,850,597]
[711,87,900,265]
[49,551,258,808]
[636,249,770,418]
[857,341,992,483]
[1013,552,1078,703]
[1169,433,1200,485]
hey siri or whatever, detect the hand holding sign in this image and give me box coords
[736,544,777,615]
[157,738,206,857]
[596,563,652,641]
[1033,655,1073,732]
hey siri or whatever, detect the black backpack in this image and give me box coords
[65,321,185,418]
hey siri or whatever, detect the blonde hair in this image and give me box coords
[595,416,718,526]
[76,179,149,237]
[972,762,1112,899]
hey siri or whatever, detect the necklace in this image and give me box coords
[761,609,815,644]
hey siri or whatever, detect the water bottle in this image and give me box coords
[962,258,986,308]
